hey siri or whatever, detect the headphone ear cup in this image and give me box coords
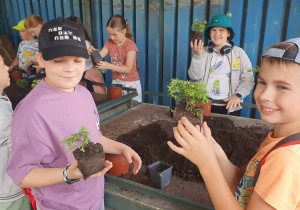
[220,45,232,55]
[208,42,213,53]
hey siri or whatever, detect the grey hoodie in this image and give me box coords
[188,46,255,113]
[0,96,24,202]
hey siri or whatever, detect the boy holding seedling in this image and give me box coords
[188,13,254,115]
[6,18,141,210]
[0,55,31,209]
[8,19,39,74]
[169,38,300,209]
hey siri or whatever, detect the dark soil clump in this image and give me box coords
[190,31,203,44]
[116,117,272,182]
[73,142,106,180]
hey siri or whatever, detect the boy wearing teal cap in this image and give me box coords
[8,19,39,74]
[188,13,254,116]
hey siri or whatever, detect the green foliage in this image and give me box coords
[97,69,107,74]
[247,66,260,73]
[31,79,41,88]
[167,79,210,113]
[191,19,207,33]
[16,79,29,88]
[61,126,91,153]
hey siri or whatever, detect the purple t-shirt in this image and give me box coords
[6,80,104,210]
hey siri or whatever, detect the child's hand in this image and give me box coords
[67,159,113,180]
[167,117,217,170]
[8,65,14,72]
[190,39,204,56]
[224,96,241,111]
[121,145,142,174]
[95,61,109,70]
[88,45,97,55]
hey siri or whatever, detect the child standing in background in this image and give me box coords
[0,55,31,210]
[89,14,142,102]
[188,13,254,115]
[8,20,39,74]
[67,16,107,94]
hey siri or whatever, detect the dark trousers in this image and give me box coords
[211,105,241,116]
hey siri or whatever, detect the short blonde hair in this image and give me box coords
[24,15,44,29]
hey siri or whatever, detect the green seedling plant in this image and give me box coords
[97,69,107,74]
[168,78,210,116]
[16,79,29,88]
[31,79,41,88]
[247,66,260,73]
[61,126,90,153]
[191,19,207,33]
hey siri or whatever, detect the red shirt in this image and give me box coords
[104,38,139,81]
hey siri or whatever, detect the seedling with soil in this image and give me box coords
[168,78,211,125]
[190,18,207,43]
[61,126,106,180]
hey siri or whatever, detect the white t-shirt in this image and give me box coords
[206,48,231,101]
[17,40,38,70]
[85,40,93,71]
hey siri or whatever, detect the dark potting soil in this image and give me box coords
[116,117,272,183]
[4,83,32,109]
[73,142,106,180]
[190,31,203,45]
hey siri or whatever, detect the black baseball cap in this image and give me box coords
[38,18,89,61]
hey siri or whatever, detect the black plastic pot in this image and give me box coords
[91,51,104,65]
[148,161,173,189]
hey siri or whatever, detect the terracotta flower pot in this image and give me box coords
[11,70,22,82]
[108,84,123,100]
[196,101,212,116]
[105,153,129,176]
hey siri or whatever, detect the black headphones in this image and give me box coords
[208,40,234,55]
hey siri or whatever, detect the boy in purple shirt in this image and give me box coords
[6,18,141,210]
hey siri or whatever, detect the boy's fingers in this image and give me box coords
[202,122,212,139]
[195,125,201,131]
[180,117,203,140]
[132,156,142,174]
[190,41,194,48]
[167,141,185,156]
[173,127,188,147]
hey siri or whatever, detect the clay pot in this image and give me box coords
[196,101,212,116]
[11,70,22,82]
[108,84,123,100]
[105,153,129,176]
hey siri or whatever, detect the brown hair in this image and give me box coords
[67,16,92,44]
[24,15,44,29]
[262,42,299,66]
[106,15,135,42]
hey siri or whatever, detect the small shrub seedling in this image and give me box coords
[61,126,90,153]
[16,79,29,88]
[31,79,41,88]
[248,66,260,73]
[191,19,207,34]
[168,78,210,117]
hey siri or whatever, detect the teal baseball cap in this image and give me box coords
[203,13,235,40]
